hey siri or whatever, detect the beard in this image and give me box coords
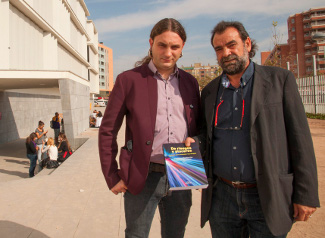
[219,48,249,75]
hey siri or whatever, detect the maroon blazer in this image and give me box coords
[98,64,200,195]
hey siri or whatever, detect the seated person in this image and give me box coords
[41,137,58,161]
[58,132,72,162]
[95,111,103,128]
[90,115,96,127]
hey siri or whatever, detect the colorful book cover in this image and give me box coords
[162,143,208,190]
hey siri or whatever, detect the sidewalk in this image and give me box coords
[0,122,210,238]
[0,119,324,237]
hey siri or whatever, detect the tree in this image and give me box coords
[196,66,222,91]
[264,21,282,67]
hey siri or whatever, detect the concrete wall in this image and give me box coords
[59,79,89,149]
[0,89,61,144]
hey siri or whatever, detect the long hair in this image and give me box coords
[58,132,71,151]
[47,137,55,147]
[26,132,37,144]
[135,18,187,67]
[210,21,258,58]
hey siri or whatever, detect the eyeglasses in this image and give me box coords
[214,87,245,130]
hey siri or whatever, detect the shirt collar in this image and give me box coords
[221,61,254,88]
[148,60,179,80]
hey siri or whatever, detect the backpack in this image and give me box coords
[50,120,54,129]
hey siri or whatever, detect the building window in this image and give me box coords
[292,36,296,40]
[292,27,295,32]
[101,82,105,86]
[291,18,295,24]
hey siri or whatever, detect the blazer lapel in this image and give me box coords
[205,77,221,140]
[250,64,273,128]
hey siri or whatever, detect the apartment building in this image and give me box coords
[181,63,220,79]
[288,6,325,76]
[98,42,114,97]
[262,6,325,77]
[0,0,99,146]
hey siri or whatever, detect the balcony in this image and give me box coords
[311,22,325,29]
[303,16,311,22]
[310,13,325,19]
[317,59,325,64]
[305,51,312,56]
[305,43,312,48]
[304,34,311,40]
[305,60,313,65]
[304,25,311,31]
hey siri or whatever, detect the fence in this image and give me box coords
[296,75,325,114]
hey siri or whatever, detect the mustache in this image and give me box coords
[220,55,239,64]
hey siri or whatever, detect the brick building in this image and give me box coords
[262,6,325,77]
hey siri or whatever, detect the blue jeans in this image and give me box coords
[124,172,192,238]
[209,179,287,238]
[27,154,37,177]
[54,128,60,139]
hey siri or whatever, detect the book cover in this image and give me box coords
[162,143,208,190]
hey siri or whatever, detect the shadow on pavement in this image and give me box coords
[0,169,29,178]
[0,139,26,159]
[0,220,50,238]
[4,158,29,166]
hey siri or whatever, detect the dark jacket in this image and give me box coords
[197,64,320,236]
[26,141,37,154]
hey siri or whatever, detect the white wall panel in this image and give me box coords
[58,44,87,79]
[0,0,10,69]
[53,1,70,43]
[9,4,43,70]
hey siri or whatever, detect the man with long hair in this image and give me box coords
[99,18,200,238]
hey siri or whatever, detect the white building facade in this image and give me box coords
[0,0,99,147]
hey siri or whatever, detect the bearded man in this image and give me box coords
[185,20,319,238]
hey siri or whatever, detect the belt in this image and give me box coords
[149,162,166,174]
[219,177,256,189]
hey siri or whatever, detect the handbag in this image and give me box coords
[46,160,59,169]
[40,158,49,168]
[58,151,72,163]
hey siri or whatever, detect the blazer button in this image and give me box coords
[146,141,151,145]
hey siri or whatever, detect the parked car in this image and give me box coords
[94,99,107,107]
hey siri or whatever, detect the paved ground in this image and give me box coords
[0,118,324,237]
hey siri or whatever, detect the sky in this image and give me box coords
[84,0,325,79]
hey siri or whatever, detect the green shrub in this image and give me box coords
[306,113,325,120]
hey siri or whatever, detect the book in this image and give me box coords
[162,143,208,190]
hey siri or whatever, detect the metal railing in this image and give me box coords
[297,75,325,114]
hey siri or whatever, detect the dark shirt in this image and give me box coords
[52,116,60,129]
[212,61,255,183]
[58,141,69,153]
[26,141,37,154]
